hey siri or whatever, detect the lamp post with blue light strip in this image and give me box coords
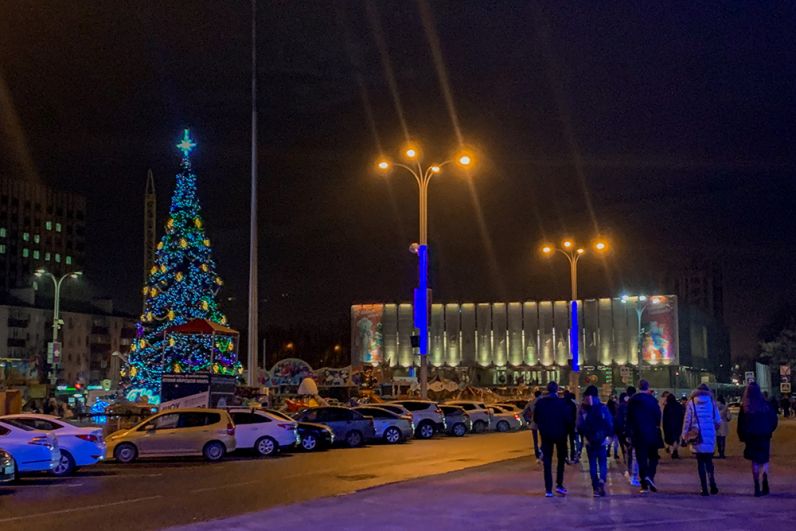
[377,145,473,399]
[541,239,608,398]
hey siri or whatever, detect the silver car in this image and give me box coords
[353,406,413,444]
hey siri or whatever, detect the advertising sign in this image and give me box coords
[640,296,678,365]
[780,365,791,377]
[781,382,791,394]
[351,304,384,366]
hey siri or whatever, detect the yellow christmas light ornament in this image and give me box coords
[129,366,138,378]
[173,363,182,374]
[138,339,146,349]
[142,286,149,295]
[201,263,209,272]
[220,316,227,325]
[150,287,158,297]
[146,312,153,321]
[157,241,164,250]
[160,264,167,273]
[179,238,188,248]
[169,337,176,347]
[194,217,202,229]
[201,300,209,311]
[150,266,158,275]
[215,276,223,286]
[212,363,220,374]
[130,343,137,352]
[175,271,184,282]
[227,341,234,352]
[167,217,174,230]
[203,238,211,247]
[168,310,175,321]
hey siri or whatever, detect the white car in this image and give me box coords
[494,403,527,428]
[0,414,105,476]
[444,401,493,433]
[488,405,524,432]
[353,406,414,443]
[228,408,298,457]
[389,400,446,439]
[0,420,60,478]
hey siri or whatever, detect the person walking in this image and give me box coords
[738,382,779,496]
[563,390,580,463]
[606,394,620,459]
[681,384,722,496]
[716,395,731,458]
[781,396,791,418]
[522,389,543,461]
[617,387,640,486]
[627,380,664,494]
[534,381,573,497]
[663,393,685,459]
[577,385,613,497]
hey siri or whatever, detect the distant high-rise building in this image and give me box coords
[0,176,86,291]
[143,169,156,308]
[669,260,724,320]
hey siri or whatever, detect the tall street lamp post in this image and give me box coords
[376,144,473,399]
[621,294,661,380]
[541,239,607,397]
[35,268,82,386]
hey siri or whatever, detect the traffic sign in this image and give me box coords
[780,365,791,377]
[780,382,791,394]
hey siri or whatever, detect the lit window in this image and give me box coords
[45,252,51,261]
[0,228,6,237]
[45,221,52,231]
[55,253,61,263]
[23,232,30,241]
[66,256,72,265]
[33,250,40,259]
[0,244,5,254]
[22,248,29,258]
[56,223,62,232]
[34,234,40,243]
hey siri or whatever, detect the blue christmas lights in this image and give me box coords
[126,130,240,402]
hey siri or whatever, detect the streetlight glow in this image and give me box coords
[563,240,573,248]
[405,148,417,159]
[377,160,390,171]
[576,248,585,255]
[430,165,441,173]
[595,241,607,251]
[542,245,552,254]
[458,154,472,166]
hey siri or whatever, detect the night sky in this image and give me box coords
[1,1,794,360]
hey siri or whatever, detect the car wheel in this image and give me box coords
[473,420,487,433]
[114,443,138,464]
[496,420,510,433]
[301,433,318,451]
[52,450,75,476]
[418,421,435,439]
[383,427,402,444]
[345,430,363,448]
[202,441,226,462]
[255,436,278,457]
[452,423,467,437]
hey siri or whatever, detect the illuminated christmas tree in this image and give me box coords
[126,130,241,403]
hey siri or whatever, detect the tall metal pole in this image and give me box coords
[418,181,428,399]
[246,0,259,386]
[568,255,579,398]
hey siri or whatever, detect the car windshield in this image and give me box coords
[0,419,34,431]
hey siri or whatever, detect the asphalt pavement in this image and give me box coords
[172,419,796,531]
[0,430,531,531]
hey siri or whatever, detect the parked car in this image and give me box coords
[105,408,236,463]
[294,421,335,451]
[293,407,376,448]
[228,408,298,457]
[1,448,16,483]
[389,400,446,439]
[372,403,412,417]
[0,414,105,476]
[488,405,523,432]
[440,405,471,437]
[494,403,527,428]
[499,399,532,410]
[353,406,413,444]
[0,420,60,477]
[444,401,493,433]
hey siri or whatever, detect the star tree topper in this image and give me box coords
[176,129,196,157]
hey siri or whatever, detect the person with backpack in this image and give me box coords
[738,382,779,496]
[681,383,722,496]
[627,380,664,494]
[577,385,614,497]
[522,389,543,461]
[534,381,573,497]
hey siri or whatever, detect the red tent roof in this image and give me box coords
[163,318,238,336]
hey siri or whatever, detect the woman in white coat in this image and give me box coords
[681,383,722,496]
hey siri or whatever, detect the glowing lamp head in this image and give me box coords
[377,160,390,171]
[562,240,573,249]
[542,245,552,254]
[405,148,417,159]
[595,241,607,251]
[458,154,472,166]
[35,268,46,277]
[576,248,585,255]
[430,165,441,173]
[69,271,83,279]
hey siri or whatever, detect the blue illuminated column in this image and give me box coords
[413,244,430,356]
[570,300,579,372]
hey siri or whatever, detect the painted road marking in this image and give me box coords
[0,495,163,523]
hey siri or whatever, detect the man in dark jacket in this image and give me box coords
[534,381,573,497]
[577,385,614,496]
[627,379,664,493]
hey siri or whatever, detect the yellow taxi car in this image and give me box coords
[106,408,236,463]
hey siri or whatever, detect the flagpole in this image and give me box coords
[246,0,259,386]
